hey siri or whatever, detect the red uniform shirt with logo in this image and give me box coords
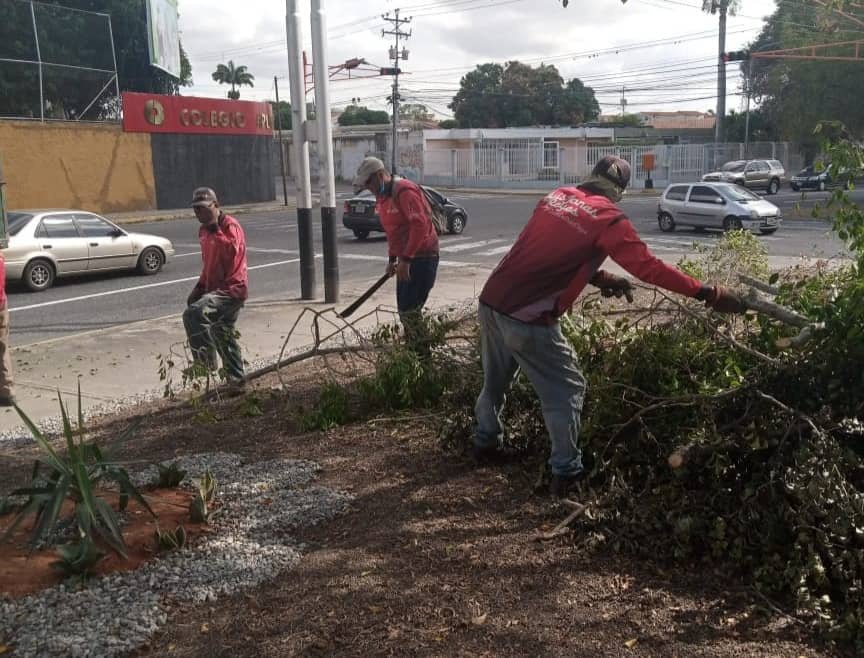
[194,214,248,301]
[480,186,702,325]
[376,179,439,261]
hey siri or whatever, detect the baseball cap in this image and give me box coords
[591,155,631,190]
[352,156,386,189]
[191,187,218,207]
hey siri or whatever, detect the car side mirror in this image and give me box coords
[110,227,125,237]
[716,198,725,204]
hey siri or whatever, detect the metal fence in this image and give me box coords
[0,0,120,121]
[422,141,804,189]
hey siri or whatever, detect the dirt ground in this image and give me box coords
[0,365,846,658]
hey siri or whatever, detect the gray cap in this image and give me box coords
[352,156,386,189]
[191,187,218,207]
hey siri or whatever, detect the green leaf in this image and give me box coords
[58,391,76,457]
[32,474,71,546]
[93,498,127,557]
[105,467,155,518]
[77,379,86,444]
[73,462,98,527]
[14,403,69,475]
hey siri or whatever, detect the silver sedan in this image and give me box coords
[3,210,175,292]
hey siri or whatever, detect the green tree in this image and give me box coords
[399,103,433,122]
[268,100,291,130]
[746,0,864,152]
[723,108,776,143]
[605,113,644,127]
[0,0,192,119]
[338,105,390,126]
[448,61,599,128]
[438,119,458,129]
[211,60,254,100]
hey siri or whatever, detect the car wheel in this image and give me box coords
[353,229,370,240]
[760,228,778,235]
[23,258,55,292]
[658,212,676,232]
[448,213,466,235]
[137,247,164,275]
[818,180,826,192]
[723,215,743,231]
[767,178,780,195]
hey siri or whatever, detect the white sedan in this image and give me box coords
[3,210,175,292]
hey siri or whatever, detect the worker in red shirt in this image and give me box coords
[183,187,248,390]
[353,157,439,347]
[473,155,747,498]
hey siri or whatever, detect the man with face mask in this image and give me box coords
[183,187,248,390]
[352,157,439,347]
[472,155,747,498]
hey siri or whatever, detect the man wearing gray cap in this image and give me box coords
[184,187,248,389]
[473,155,747,498]
[353,157,439,347]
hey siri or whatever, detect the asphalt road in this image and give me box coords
[7,187,853,346]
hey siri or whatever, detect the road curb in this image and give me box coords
[108,203,296,226]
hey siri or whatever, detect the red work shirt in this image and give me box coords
[376,179,439,261]
[193,214,248,301]
[480,186,702,325]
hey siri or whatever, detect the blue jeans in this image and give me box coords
[397,256,438,350]
[182,293,245,382]
[474,303,587,477]
[396,255,438,314]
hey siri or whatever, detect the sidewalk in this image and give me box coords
[1,267,491,434]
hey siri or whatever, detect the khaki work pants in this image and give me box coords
[0,306,14,398]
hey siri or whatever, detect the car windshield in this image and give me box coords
[6,212,34,236]
[721,185,760,202]
[721,161,746,173]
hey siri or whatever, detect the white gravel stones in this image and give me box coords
[0,452,353,657]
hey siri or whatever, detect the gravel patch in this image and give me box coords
[0,452,353,658]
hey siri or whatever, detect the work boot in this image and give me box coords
[549,472,584,499]
[471,442,516,465]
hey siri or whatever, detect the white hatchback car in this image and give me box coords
[657,182,782,235]
[3,210,175,292]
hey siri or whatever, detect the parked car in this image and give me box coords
[341,186,468,240]
[790,163,862,191]
[657,182,781,234]
[701,159,785,195]
[3,210,175,292]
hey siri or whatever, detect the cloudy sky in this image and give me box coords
[176,0,779,117]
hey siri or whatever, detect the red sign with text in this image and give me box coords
[122,92,272,136]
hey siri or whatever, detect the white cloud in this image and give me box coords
[177,0,777,115]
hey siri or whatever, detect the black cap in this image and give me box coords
[591,155,632,190]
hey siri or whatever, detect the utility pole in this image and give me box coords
[743,56,752,155]
[286,0,316,300]
[713,0,729,147]
[620,86,627,117]
[382,9,411,174]
[311,0,339,303]
[273,76,289,207]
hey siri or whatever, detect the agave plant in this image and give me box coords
[2,385,154,559]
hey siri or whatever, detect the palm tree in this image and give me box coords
[211,61,255,100]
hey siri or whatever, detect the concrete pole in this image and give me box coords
[286,0,316,300]
[311,0,339,303]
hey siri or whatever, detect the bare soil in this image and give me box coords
[0,361,845,657]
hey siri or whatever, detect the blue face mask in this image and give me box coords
[378,179,387,196]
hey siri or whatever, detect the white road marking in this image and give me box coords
[172,252,201,258]
[440,239,508,253]
[339,253,477,268]
[9,259,301,313]
[476,245,512,256]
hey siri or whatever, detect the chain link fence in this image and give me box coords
[0,0,119,121]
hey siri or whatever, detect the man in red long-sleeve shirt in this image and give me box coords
[473,156,747,498]
[353,157,439,346]
[183,187,248,388]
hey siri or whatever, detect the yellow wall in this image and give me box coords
[0,120,156,213]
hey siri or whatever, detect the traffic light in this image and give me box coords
[379,67,402,76]
[722,50,750,62]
